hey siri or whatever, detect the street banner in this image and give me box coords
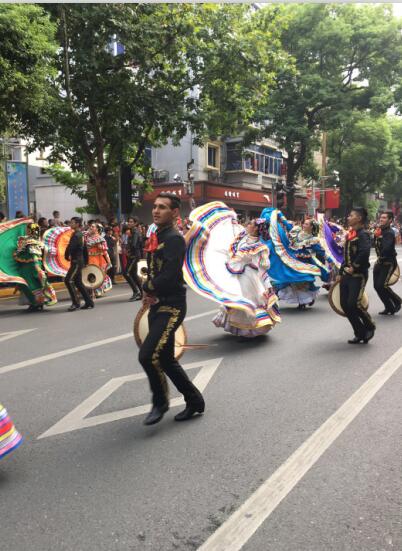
[6,161,28,218]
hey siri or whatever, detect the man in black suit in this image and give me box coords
[373,211,401,315]
[139,193,205,426]
[339,207,375,344]
[65,217,94,311]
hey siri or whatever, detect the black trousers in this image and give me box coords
[65,262,93,307]
[138,301,203,408]
[340,273,375,339]
[373,261,401,312]
[123,257,142,295]
[107,252,116,283]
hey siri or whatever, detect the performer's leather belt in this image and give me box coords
[155,294,186,304]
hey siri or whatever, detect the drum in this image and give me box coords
[133,306,187,360]
[388,264,400,286]
[328,280,369,317]
[81,264,105,290]
[137,259,148,283]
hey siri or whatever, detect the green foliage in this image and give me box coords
[27,4,283,218]
[366,199,381,221]
[0,4,56,135]
[327,113,399,207]
[251,3,402,215]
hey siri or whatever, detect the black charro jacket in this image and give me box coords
[65,230,88,265]
[340,227,371,276]
[143,225,186,301]
[374,227,397,264]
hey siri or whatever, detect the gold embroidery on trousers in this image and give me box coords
[151,306,181,403]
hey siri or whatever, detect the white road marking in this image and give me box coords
[0,309,218,376]
[50,291,132,309]
[0,328,36,343]
[197,345,402,551]
[38,357,222,438]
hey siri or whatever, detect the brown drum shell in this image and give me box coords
[137,259,148,283]
[133,305,187,360]
[388,264,400,286]
[328,280,369,317]
[81,264,105,289]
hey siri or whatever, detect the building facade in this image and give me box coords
[134,133,303,223]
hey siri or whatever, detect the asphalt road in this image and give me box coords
[1,264,401,551]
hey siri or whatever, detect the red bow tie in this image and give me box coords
[347,229,357,241]
[144,233,158,253]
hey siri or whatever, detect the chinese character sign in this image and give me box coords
[6,161,28,218]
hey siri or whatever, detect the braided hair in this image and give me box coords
[255,218,270,241]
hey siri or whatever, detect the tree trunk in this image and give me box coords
[285,151,296,219]
[94,175,114,220]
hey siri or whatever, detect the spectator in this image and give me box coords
[51,210,63,226]
[0,211,5,223]
[15,210,25,218]
[104,226,117,284]
[38,217,49,237]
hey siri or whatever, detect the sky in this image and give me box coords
[393,3,402,18]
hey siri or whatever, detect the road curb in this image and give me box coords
[0,275,126,299]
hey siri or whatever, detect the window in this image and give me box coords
[226,143,242,170]
[207,144,219,169]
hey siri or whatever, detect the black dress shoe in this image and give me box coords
[297,304,306,310]
[68,304,80,312]
[348,337,367,344]
[129,293,142,302]
[143,405,169,426]
[80,303,94,310]
[174,402,205,422]
[378,309,393,315]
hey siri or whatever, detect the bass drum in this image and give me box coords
[133,306,187,360]
[137,259,148,283]
[328,280,369,317]
[388,263,400,286]
[81,264,104,290]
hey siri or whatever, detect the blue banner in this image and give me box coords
[6,161,28,218]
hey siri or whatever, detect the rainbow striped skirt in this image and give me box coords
[0,403,23,459]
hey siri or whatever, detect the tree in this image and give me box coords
[327,113,398,212]
[252,3,402,217]
[0,4,56,135]
[30,4,283,218]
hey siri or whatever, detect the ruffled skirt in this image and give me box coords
[0,404,23,460]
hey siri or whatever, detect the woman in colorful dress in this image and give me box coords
[85,222,112,298]
[183,202,281,339]
[0,403,23,460]
[260,208,330,310]
[14,223,57,311]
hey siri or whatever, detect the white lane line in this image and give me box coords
[0,329,36,343]
[197,345,402,551]
[50,291,132,309]
[0,309,218,376]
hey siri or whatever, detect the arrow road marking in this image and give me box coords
[0,329,36,343]
[38,357,222,439]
